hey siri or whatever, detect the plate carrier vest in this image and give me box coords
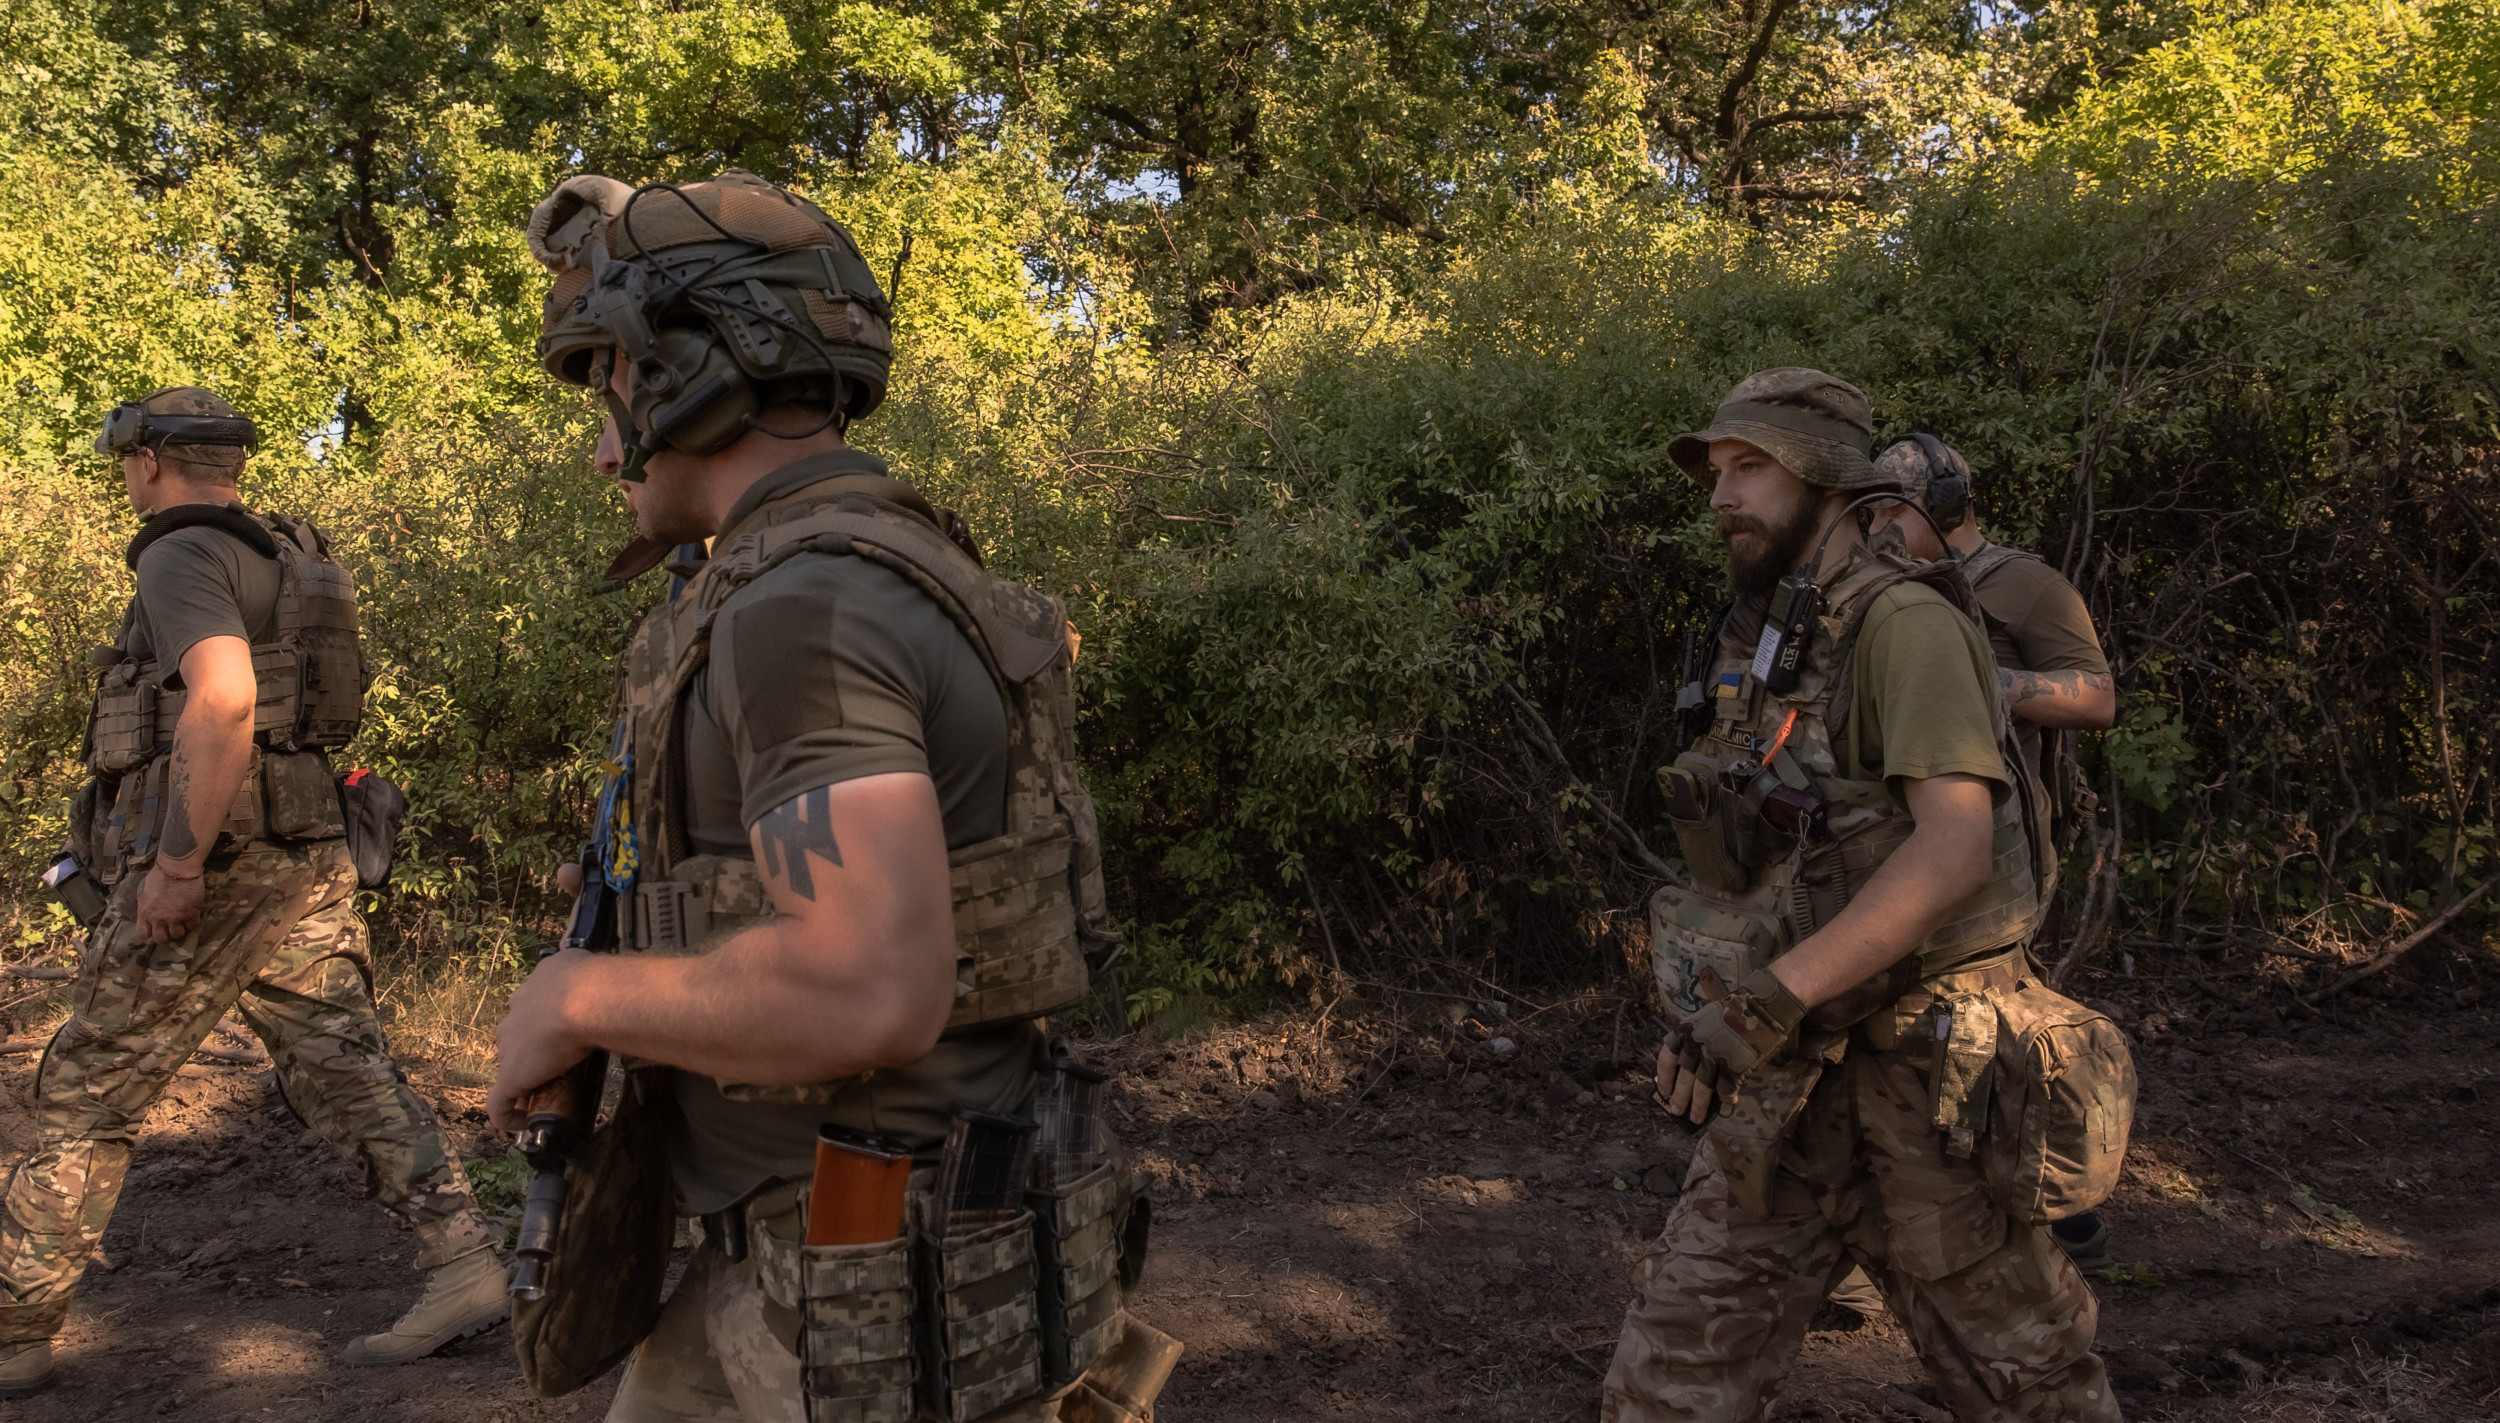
[79,507,365,880]
[1651,534,2051,1036]
[612,474,1116,1069]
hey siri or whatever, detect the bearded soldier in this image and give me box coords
[489,171,1173,1423]
[1609,370,2120,1422]
[0,389,506,1398]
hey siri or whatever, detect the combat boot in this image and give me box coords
[2050,1212,2114,1271]
[0,1338,56,1398]
[342,1249,510,1366]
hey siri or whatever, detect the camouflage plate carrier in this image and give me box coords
[79,507,365,884]
[1652,532,2051,1215]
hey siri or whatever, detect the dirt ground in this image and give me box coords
[1,942,2494,1422]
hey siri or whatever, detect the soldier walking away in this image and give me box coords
[1870,433,2121,1272]
[491,171,1175,1423]
[1614,370,2121,1423]
[0,388,507,1399]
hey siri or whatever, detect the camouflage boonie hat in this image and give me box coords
[1668,368,1888,492]
[1875,435,1971,501]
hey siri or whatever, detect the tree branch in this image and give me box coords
[2302,868,2500,1004]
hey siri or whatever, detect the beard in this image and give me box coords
[632,454,721,545]
[1716,485,1828,600]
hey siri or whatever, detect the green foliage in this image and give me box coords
[0,0,2494,1007]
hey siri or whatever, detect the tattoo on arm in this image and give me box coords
[756,786,842,901]
[2003,669,2110,704]
[159,753,199,861]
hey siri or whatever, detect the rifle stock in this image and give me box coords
[509,847,620,1301]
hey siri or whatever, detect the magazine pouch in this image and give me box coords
[915,1208,1043,1422]
[1029,1162,1129,1388]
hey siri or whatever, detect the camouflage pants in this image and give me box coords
[1603,1039,2120,1423]
[0,839,493,1344]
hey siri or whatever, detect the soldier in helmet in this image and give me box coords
[1867,432,2121,1271]
[0,389,507,1398]
[489,172,1171,1422]
[1609,370,2118,1422]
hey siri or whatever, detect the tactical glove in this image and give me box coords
[1686,967,1808,1079]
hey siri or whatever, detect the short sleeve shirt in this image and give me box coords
[123,520,280,685]
[665,454,1033,1216]
[1965,545,2110,779]
[1846,583,2011,800]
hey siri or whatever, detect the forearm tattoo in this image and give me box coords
[2000,668,2113,707]
[159,752,199,861]
[756,786,843,901]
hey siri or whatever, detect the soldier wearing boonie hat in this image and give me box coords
[1603,371,2121,1422]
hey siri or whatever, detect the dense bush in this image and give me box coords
[0,0,2491,1013]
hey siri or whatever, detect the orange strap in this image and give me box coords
[1760,707,1800,764]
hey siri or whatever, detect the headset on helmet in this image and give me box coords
[1899,432,1971,533]
[95,399,257,457]
[533,172,895,477]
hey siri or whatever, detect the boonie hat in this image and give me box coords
[1667,368,1888,492]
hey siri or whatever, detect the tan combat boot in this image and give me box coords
[341,1249,510,1366]
[0,1338,56,1398]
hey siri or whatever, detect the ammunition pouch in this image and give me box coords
[918,1208,1045,1423]
[1029,1161,1131,1388]
[1981,979,2137,1225]
[748,1204,920,1423]
[514,1068,680,1398]
[749,1156,1152,1422]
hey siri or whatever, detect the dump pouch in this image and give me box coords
[1981,981,2137,1224]
[915,1207,1044,1423]
[337,769,409,888]
[1028,1161,1128,1388]
[513,1070,679,1398]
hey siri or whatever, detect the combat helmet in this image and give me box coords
[530,171,894,464]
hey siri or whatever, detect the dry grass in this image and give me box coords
[2231,1348,2495,1423]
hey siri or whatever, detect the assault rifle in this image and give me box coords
[509,843,618,1300]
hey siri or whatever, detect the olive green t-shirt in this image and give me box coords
[1845,583,2012,801]
[122,518,280,685]
[666,452,1039,1217]
[1964,544,2110,780]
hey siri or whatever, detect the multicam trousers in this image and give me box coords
[0,839,493,1343]
[1603,1035,2121,1423]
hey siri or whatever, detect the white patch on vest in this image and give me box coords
[1750,626,1782,681]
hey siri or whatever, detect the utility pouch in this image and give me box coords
[41,856,108,929]
[262,750,346,840]
[513,1070,678,1397]
[1658,754,1749,893]
[1981,981,2137,1225]
[915,1207,1043,1423]
[88,673,158,775]
[1647,882,1784,1032]
[97,756,171,885]
[786,1234,918,1423]
[1028,1162,1128,1388]
[1928,989,2000,1160]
